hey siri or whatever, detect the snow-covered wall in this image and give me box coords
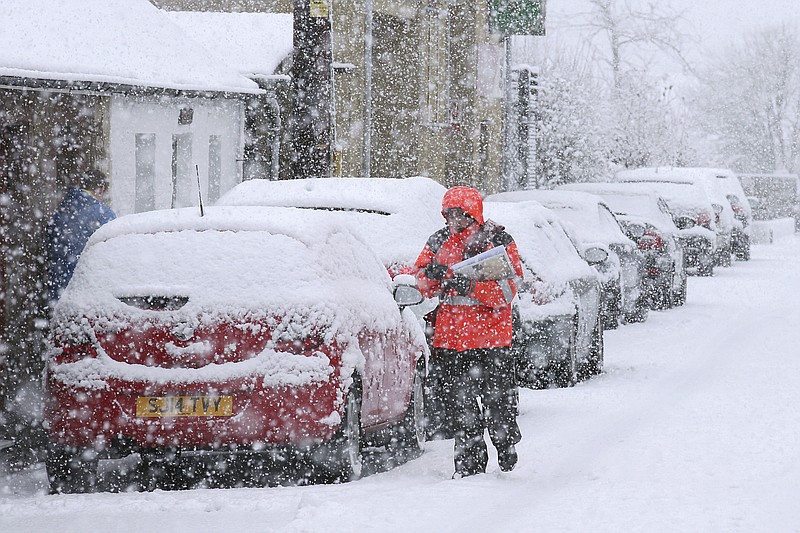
[110,95,245,216]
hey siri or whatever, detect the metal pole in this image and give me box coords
[502,35,515,191]
[290,0,333,179]
[362,0,373,179]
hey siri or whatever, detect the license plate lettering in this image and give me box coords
[135,396,233,417]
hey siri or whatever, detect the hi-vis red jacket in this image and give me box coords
[414,187,524,352]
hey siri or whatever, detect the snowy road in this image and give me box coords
[3,237,800,532]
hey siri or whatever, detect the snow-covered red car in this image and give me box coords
[44,206,427,493]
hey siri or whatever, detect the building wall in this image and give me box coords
[109,95,245,216]
[150,0,506,190]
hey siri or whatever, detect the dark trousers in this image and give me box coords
[428,347,521,475]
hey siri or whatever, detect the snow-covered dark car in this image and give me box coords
[487,190,646,329]
[558,183,687,309]
[484,201,603,387]
[44,206,428,493]
[610,179,719,277]
[616,168,736,270]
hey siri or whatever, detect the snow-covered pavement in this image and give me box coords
[3,237,800,532]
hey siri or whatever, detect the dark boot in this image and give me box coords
[497,444,517,472]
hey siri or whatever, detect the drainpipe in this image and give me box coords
[363,0,373,178]
[265,89,282,181]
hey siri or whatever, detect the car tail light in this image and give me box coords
[638,230,664,251]
[274,336,326,356]
[50,321,98,364]
[696,211,712,229]
[52,332,97,364]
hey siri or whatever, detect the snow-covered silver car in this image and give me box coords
[487,190,646,329]
[558,183,688,309]
[484,201,604,386]
[616,167,737,269]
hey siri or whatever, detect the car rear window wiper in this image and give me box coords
[117,295,189,311]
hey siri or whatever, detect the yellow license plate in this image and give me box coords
[135,396,233,418]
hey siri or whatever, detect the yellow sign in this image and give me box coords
[135,396,233,417]
[310,0,329,18]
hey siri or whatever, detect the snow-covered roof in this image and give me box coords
[216,177,448,269]
[484,201,596,290]
[167,12,293,79]
[0,0,261,94]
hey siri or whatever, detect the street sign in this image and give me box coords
[491,0,546,36]
[309,0,329,18]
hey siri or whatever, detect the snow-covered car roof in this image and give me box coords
[558,183,678,234]
[215,177,447,269]
[484,201,596,290]
[58,206,401,339]
[610,179,713,215]
[0,0,260,94]
[485,190,634,249]
[616,167,739,230]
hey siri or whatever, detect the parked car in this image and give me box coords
[484,201,603,387]
[705,168,753,260]
[486,190,646,329]
[616,167,737,268]
[216,176,446,435]
[558,183,687,309]
[612,178,719,277]
[44,206,428,493]
[216,177,447,279]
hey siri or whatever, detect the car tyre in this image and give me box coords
[697,255,714,277]
[135,448,188,491]
[600,284,621,330]
[585,317,604,377]
[393,362,426,454]
[672,275,688,307]
[312,380,363,483]
[552,327,577,388]
[46,446,98,494]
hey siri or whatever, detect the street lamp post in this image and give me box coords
[290,0,333,179]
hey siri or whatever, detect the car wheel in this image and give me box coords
[586,317,604,377]
[552,327,577,388]
[736,238,751,261]
[625,297,649,323]
[672,275,688,307]
[135,448,188,491]
[393,362,426,454]
[649,281,671,311]
[46,446,98,494]
[312,381,363,483]
[601,285,621,330]
[697,255,714,277]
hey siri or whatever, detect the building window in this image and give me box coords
[171,133,193,209]
[134,133,156,212]
[421,7,449,126]
[208,135,222,203]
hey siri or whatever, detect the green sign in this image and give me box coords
[491,0,546,36]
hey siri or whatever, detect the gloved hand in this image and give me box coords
[424,260,449,281]
[443,274,472,296]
